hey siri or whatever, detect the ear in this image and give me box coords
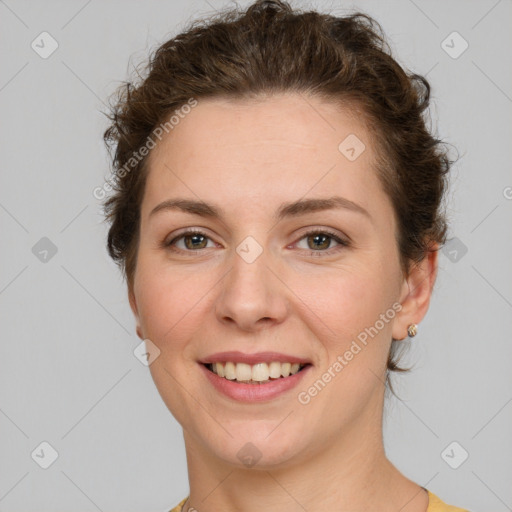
[128,286,143,340]
[392,244,439,341]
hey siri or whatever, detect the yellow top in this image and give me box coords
[169,489,469,511]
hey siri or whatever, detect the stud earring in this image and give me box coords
[407,323,418,338]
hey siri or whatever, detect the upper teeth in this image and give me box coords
[210,362,305,382]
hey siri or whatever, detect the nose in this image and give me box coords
[215,245,288,333]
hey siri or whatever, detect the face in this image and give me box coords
[129,93,434,469]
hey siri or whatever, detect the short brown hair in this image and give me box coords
[102,0,455,381]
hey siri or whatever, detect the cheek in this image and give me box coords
[134,258,216,351]
[294,269,395,411]
[293,262,394,348]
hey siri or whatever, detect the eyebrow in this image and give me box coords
[149,196,371,221]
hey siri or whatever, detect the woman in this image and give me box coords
[102,1,467,510]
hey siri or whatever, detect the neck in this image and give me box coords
[181,391,428,512]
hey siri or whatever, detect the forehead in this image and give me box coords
[142,93,386,221]
[150,93,369,160]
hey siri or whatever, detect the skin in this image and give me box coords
[128,93,438,512]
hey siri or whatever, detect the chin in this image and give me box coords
[201,421,310,470]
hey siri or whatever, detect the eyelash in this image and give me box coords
[163,228,350,257]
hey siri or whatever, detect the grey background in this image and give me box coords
[1,0,511,510]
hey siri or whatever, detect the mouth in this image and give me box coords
[203,361,311,384]
[198,351,313,402]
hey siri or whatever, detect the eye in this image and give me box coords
[163,228,349,256]
[294,229,349,256]
[164,229,216,253]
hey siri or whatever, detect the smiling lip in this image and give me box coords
[199,351,311,365]
[200,362,312,402]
